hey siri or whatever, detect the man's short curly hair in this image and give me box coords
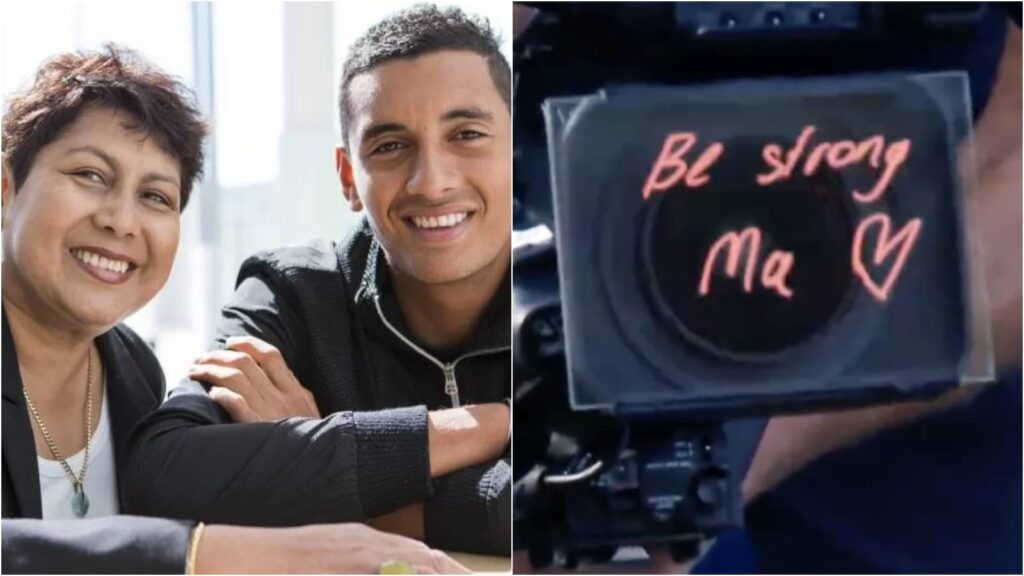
[2,43,208,210]
[339,3,510,145]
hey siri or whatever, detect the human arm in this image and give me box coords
[423,456,511,555]
[2,517,469,574]
[124,268,507,525]
[2,516,192,574]
[743,21,1022,503]
[193,335,510,478]
[194,335,512,553]
[193,523,469,574]
[363,457,511,557]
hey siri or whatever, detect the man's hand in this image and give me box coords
[188,336,320,423]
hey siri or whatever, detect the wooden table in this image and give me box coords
[449,552,510,573]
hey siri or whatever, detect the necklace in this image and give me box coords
[22,348,94,517]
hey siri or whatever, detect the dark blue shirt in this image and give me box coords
[695,372,1021,573]
[694,6,1020,571]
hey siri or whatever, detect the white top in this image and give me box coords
[37,384,119,519]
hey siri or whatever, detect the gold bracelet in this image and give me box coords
[186,522,206,575]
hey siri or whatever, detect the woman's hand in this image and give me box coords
[188,336,320,423]
[196,523,470,574]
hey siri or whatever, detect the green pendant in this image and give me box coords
[72,486,89,517]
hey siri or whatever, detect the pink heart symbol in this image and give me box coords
[851,213,923,302]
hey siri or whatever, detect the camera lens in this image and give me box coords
[642,134,854,359]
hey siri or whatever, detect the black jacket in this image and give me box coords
[124,222,511,554]
[1,307,192,574]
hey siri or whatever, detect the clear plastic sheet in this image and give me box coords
[543,72,994,415]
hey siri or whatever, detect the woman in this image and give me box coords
[1,45,467,574]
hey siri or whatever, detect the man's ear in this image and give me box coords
[335,146,362,212]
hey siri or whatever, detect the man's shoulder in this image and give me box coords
[240,238,341,281]
[236,224,374,288]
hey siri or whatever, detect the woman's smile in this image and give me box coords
[69,247,138,285]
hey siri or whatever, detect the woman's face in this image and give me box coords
[1,106,182,334]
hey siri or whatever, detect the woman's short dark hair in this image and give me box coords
[2,44,208,210]
[339,3,510,145]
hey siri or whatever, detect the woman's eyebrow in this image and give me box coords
[66,145,118,170]
[65,145,180,188]
[141,172,181,188]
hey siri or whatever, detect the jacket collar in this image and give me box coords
[1,305,159,517]
[340,219,510,359]
[99,327,163,480]
[2,306,41,517]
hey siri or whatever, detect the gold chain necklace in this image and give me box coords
[22,348,94,517]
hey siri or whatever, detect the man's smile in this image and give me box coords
[402,208,477,243]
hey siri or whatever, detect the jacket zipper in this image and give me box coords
[373,296,510,408]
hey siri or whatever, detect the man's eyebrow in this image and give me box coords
[359,107,494,142]
[66,145,181,188]
[361,122,407,142]
[441,106,494,122]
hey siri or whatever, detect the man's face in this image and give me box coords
[339,50,511,284]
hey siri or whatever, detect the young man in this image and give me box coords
[124,5,511,555]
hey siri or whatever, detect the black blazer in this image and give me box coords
[1,307,193,574]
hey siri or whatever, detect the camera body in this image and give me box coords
[513,2,994,568]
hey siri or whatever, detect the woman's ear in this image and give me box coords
[2,162,11,228]
[335,146,363,212]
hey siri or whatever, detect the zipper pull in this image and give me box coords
[443,364,460,408]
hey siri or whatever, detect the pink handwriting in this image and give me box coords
[756,125,911,203]
[851,213,922,302]
[642,132,725,201]
[639,128,922,303]
[699,227,795,299]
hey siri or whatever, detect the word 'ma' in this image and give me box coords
[698,228,795,299]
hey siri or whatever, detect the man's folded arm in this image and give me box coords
[122,273,433,525]
[424,457,511,555]
[124,383,432,525]
[2,517,193,574]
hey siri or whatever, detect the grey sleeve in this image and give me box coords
[2,516,193,574]
[424,457,511,555]
[122,275,431,525]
